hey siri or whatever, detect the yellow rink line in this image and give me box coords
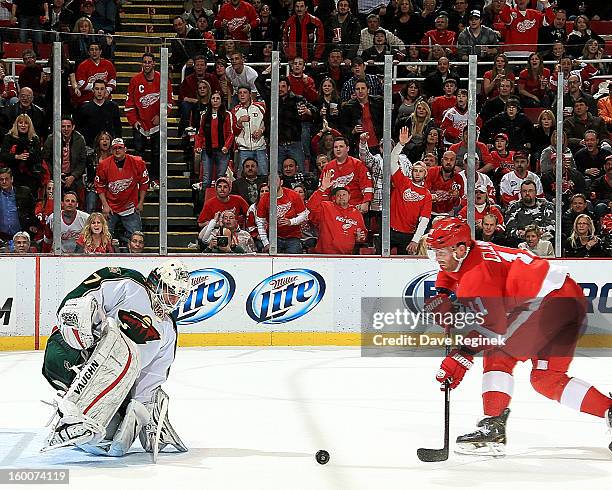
[2,333,612,351]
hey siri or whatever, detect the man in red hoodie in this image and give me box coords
[307,169,367,254]
[282,0,325,63]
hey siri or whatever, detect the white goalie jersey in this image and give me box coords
[57,267,179,404]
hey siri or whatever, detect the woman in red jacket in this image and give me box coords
[195,92,235,188]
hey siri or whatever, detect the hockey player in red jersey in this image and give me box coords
[424,217,612,454]
[307,169,367,254]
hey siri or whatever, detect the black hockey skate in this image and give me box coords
[455,408,510,456]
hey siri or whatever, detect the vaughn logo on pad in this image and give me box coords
[246,269,326,324]
[176,269,236,324]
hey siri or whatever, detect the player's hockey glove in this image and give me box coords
[423,289,456,330]
[436,348,474,390]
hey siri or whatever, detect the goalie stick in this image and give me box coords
[417,329,451,463]
[150,395,169,464]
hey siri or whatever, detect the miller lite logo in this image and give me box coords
[246,269,326,324]
[176,269,236,324]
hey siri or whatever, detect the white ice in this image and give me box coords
[1,347,612,490]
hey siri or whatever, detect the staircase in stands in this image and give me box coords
[115,0,198,253]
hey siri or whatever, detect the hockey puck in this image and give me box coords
[315,450,330,465]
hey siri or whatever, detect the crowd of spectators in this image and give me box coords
[0,0,611,257]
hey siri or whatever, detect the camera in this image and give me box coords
[216,236,229,248]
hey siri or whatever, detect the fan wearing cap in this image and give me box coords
[456,9,499,62]
[420,12,456,58]
[457,153,496,206]
[489,132,515,176]
[307,169,367,254]
[482,98,533,151]
[457,184,504,232]
[94,138,148,246]
[423,216,612,456]
[389,127,432,255]
[499,150,544,207]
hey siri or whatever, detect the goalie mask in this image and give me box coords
[147,260,191,317]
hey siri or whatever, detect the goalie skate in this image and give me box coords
[455,408,510,457]
[139,388,187,463]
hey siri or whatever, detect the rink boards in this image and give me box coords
[0,255,611,350]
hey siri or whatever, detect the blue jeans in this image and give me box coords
[277,237,303,254]
[201,150,230,187]
[109,211,142,246]
[238,149,269,176]
[277,142,304,173]
[18,16,42,44]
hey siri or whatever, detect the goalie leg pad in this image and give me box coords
[43,320,141,452]
[140,388,188,456]
[78,400,150,457]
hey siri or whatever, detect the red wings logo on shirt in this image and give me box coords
[402,188,425,202]
[87,71,109,84]
[517,19,537,33]
[108,177,134,194]
[139,92,160,108]
[333,172,354,188]
[277,202,292,218]
[227,16,247,32]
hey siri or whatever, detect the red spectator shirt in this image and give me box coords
[518,67,551,100]
[197,194,249,226]
[482,70,516,99]
[213,1,259,42]
[125,70,173,134]
[75,58,117,104]
[458,204,505,231]
[94,154,149,214]
[431,95,457,126]
[500,6,554,53]
[75,235,115,254]
[490,150,515,174]
[425,166,462,214]
[257,187,306,239]
[282,13,326,62]
[324,156,374,206]
[307,189,366,254]
[390,170,432,233]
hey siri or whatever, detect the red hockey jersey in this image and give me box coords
[391,170,432,233]
[257,187,306,239]
[433,241,573,339]
[125,71,173,135]
[75,58,117,104]
[324,156,374,206]
[213,1,259,42]
[499,6,553,53]
[197,195,249,226]
[94,154,149,214]
[307,189,366,254]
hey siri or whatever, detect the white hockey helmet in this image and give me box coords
[147,259,191,316]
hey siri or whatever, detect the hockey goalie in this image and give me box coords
[41,260,191,461]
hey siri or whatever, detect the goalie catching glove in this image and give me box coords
[58,296,103,350]
[436,348,474,390]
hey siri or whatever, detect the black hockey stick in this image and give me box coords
[417,332,451,462]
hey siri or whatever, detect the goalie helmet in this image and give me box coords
[146,260,191,317]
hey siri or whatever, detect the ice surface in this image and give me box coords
[1,347,612,490]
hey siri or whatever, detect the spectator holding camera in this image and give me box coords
[199,209,256,253]
[518,224,555,257]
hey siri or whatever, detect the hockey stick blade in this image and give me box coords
[417,447,449,462]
